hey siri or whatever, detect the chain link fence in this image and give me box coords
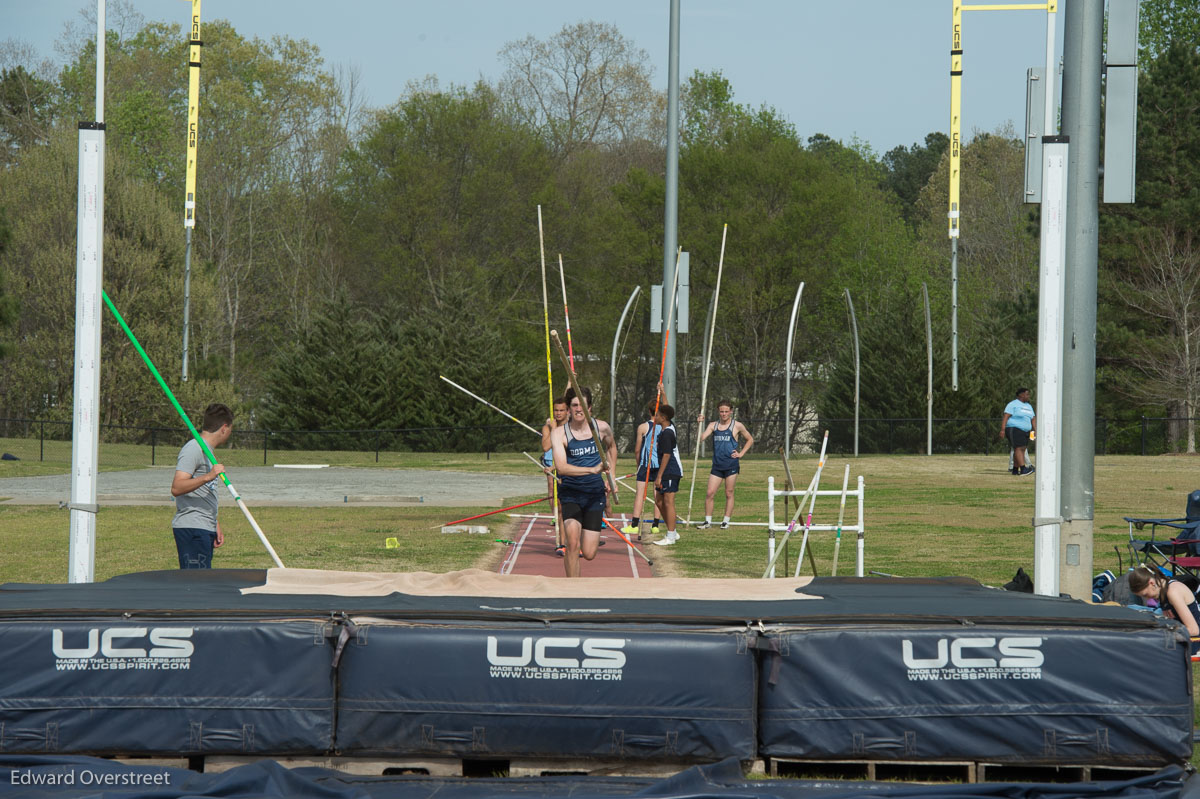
[1,415,1193,468]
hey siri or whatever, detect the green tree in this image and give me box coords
[0,206,16,360]
[882,132,950,228]
[1101,41,1200,451]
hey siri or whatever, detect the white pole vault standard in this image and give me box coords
[68,0,106,583]
[762,431,828,579]
[763,469,819,580]
[439,375,540,437]
[830,464,850,576]
[784,282,805,458]
[794,431,832,577]
[766,468,866,579]
[687,224,728,523]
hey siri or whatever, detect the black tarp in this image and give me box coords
[0,756,1194,799]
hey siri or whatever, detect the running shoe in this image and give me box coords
[650,526,661,535]
[621,526,638,535]
[1020,465,1036,475]
[555,545,565,557]
[651,535,676,546]
[695,521,711,530]
[719,521,730,530]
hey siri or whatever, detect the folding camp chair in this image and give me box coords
[1124,489,1200,579]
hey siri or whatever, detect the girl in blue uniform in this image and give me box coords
[1129,566,1200,652]
[649,404,683,546]
[696,400,754,529]
[622,399,662,537]
[550,386,617,577]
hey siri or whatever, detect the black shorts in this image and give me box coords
[559,491,606,532]
[1005,427,1031,448]
[655,477,680,495]
[710,465,740,479]
[636,465,653,483]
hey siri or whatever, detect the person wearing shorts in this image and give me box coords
[541,397,569,553]
[623,397,663,538]
[1000,387,1036,476]
[696,400,754,529]
[550,386,617,577]
[650,404,683,546]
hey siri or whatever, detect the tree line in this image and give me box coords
[0,3,1198,454]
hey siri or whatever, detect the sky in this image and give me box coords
[7,0,1066,156]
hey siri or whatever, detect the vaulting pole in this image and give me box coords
[439,375,540,436]
[794,431,832,577]
[762,431,829,579]
[687,224,728,523]
[558,254,575,371]
[102,290,284,568]
[436,496,550,529]
[537,206,561,547]
[830,464,851,576]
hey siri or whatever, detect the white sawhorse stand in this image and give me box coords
[766,475,865,578]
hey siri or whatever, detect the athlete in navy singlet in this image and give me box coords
[550,386,617,577]
[696,400,754,529]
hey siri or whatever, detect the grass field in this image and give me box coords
[0,450,1192,585]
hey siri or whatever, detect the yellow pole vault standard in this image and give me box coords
[948,0,1053,390]
[180,0,202,382]
[537,206,562,548]
[949,0,962,241]
[184,0,201,230]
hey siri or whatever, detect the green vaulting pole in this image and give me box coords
[101,290,286,568]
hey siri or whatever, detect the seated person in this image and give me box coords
[1128,566,1200,651]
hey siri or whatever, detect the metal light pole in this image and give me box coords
[923,282,933,456]
[660,0,680,405]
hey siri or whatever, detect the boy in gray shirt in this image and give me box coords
[170,403,233,568]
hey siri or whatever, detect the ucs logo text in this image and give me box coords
[52,628,195,659]
[902,636,1043,669]
[486,636,626,669]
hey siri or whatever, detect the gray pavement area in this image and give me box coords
[0,467,546,507]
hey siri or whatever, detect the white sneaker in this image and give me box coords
[695,521,711,530]
[652,532,679,546]
[720,521,730,530]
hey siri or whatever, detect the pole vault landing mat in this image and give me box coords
[0,570,1191,768]
[0,756,1194,799]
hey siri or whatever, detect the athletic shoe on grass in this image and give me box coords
[695,521,711,530]
[720,521,730,530]
[1020,465,1035,475]
[621,526,638,535]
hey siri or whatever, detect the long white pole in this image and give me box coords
[844,289,860,457]
[687,224,728,522]
[68,0,106,583]
[609,286,641,427]
[762,431,828,578]
[794,432,832,577]
[784,282,805,457]
[923,282,933,455]
[830,465,851,576]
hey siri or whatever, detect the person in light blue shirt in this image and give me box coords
[999,388,1036,476]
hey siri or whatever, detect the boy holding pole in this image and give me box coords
[170,403,232,569]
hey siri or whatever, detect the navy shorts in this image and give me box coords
[655,477,680,494]
[559,491,606,532]
[711,464,740,479]
[173,527,216,569]
[636,465,657,483]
